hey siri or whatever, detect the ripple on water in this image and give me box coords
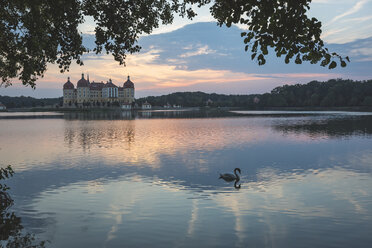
[1,113,372,247]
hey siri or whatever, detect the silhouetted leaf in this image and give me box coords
[0,0,349,88]
[251,53,257,59]
[329,61,337,69]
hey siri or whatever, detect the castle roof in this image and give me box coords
[63,77,74,89]
[77,73,89,87]
[90,82,105,91]
[104,79,118,88]
[124,76,134,89]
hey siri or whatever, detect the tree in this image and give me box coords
[136,79,372,108]
[0,165,14,210]
[363,96,372,106]
[1,165,47,247]
[1,0,348,88]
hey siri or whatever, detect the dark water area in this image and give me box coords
[1,110,372,247]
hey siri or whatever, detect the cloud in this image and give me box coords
[2,22,372,98]
[321,28,348,39]
[179,45,216,58]
[350,47,372,61]
[345,15,372,23]
[328,0,369,24]
[316,0,372,43]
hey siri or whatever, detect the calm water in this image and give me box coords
[1,110,372,247]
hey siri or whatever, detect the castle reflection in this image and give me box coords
[2,112,372,247]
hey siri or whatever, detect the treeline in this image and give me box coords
[264,79,372,107]
[2,79,372,109]
[138,91,251,107]
[137,79,372,108]
[0,95,62,108]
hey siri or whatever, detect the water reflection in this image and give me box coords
[2,113,372,193]
[63,120,136,151]
[0,169,47,247]
[273,115,372,138]
[1,112,372,247]
[11,167,371,247]
[1,110,227,120]
[62,109,238,120]
[234,180,241,189]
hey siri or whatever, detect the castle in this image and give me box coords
[63,74,135,107]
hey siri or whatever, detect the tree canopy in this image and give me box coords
[137,79,372,108]
[1,0,348,88]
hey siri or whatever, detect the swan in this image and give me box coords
[219,168,241,182]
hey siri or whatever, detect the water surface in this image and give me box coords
[1,110,372,247]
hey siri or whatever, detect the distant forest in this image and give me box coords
[137,79,372,108]
[1,79,372,109]
[0,95,62,108]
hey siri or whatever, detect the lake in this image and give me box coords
[1,110,372,247]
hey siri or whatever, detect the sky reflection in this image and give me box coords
[18,166,372,248]
[1,112,372,247]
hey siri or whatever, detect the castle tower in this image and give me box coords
[63,77,75,106]
[76,73,90,106]
[123,75,135,103]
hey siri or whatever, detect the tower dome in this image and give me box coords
[63,77,74,89]
[123,76,134,88]
[77,73,89,87]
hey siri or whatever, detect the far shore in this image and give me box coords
[2,105,372,113]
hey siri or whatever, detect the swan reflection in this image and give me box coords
[234,180,241,189]
[219,168,241,189]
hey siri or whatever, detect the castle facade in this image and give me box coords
[63,74,135,107]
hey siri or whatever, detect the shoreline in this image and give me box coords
[2,105,372,113]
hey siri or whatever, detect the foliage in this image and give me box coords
[274,115,372,138]
[0,165,47,247]
[0,165,14,210]
[211,0,348,68]
[1,0,347,88]
[2,79,372,109]
[136,79,372,108]
[0,96,62,109]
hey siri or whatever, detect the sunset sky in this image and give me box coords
[1,0,372,98]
